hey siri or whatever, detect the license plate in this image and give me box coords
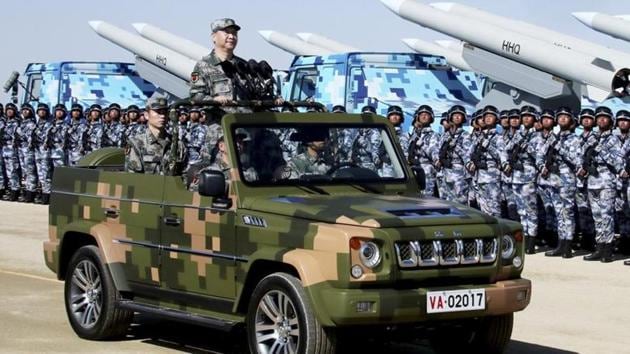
[427,289,486,314]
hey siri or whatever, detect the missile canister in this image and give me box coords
[295,33,360,53]
[132,23,208,61]
[573,12,630,43]
[258,30,330,56]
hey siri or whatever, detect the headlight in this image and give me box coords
[501,234,516,259]
[359,241,382,269]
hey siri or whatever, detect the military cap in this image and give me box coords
[189,106,201,113]
[36,103,50,112]
[414,104,434,117]
[386,105,403,117]
[447,105,467,121]
[594,106,613,119]
[211,18,241,33]
[126,104,140,114]
[5,103,18,112]
[579,108,595,120]
[508,108,521,118]
[520,105,539,119]
[361,105,376,114]
[71,103,83,112]
[331,105,346,113]
[178,107,190,115]
[616,109,630,122]
[89,104,102,113]
[146,95,169,110]
[540,109,555,120]
[21,103,34,113]
[54,103,67,112]
[499,110,509,119]
[481,105,499,118]
[554,106,573,121]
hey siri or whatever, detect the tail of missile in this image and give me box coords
[295,33,360,52]
[132,23,208,60]
[258,30,330,56]
[573,12,630,43]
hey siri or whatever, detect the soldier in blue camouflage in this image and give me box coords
[466,105,508,217]
[622,137,630,265]
[50,104,69,169]
[534,109,558,246]
[505,107,540,254]
[185,106,208,170]
[286,127,331,178]
[16,104,37,202]
[435,105,471,205]
[435,114,449,199]
[102,103,123,147]
[613,109,630,254]
[85,104,104,154]
[1,104,20,201]
[125,96,186,175]
[408,105,438,196]
[349,106,382,171]
[0,103,5,197]
[500,110,519,221]
[67,104,87,166]
[468,111,485,208]
[33,103,53,204]
[176,107,190,144]
[575,109,597,251]
[538,107,582,258]
[122,105,143,148]
[580,106,625,263]
[380,105,409,177]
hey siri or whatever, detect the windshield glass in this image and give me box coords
[231,124,407,185]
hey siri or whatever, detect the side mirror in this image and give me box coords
[198,170,226,198]
[411,166,426,191]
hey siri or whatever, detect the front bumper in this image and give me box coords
[311,278,531,327]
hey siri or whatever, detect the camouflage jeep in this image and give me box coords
[44,110,530,354]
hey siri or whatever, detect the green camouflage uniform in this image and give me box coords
[286,152,331,178]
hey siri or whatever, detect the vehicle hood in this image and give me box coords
[241,194,497,228]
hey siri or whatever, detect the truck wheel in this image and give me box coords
[430,314,513,354]
[64,245,133,340]
[246,272,336,354]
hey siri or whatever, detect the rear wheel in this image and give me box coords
[246,272,336,354]
[64,245,133,339]
[430,313,513,354]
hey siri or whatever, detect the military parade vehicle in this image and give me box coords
[44,102,531,354]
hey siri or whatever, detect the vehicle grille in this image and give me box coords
[394,238,497,268]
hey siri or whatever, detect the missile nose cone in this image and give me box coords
[132,23,147,33]
[429,2,455,11]
[380,0,406,14]
[295,33,313,42]
[258,30,274,41]
[572,12,597,27]
[88,21,103,31]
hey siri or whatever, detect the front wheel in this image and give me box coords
[246,272,336,354]
[64,245,133,340]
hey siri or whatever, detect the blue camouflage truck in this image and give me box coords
[13,61,156,110]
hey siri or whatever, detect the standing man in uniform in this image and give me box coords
[580,106,625,262]
[501,109,519,221]
[125,96,186,175]
[434,105,471,204]
[538,107,582,258]
[16,104,37,203]
[122,105,143,147]
[613,110,630,254]
[385,105,409,160]
[185,106,208,171]
[535,109,558,247]
[575,109,597,251]
[85,104,104,154]
[408,105,438,196]
[1,104,20,201]
[49,104,69,169]
[66,104,87,166]
[466,105,507,217]
[102,103,123,147]
[33,103,52,204]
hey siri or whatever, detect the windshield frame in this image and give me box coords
[230,121,410,187]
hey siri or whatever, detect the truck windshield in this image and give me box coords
[231,124,407,185]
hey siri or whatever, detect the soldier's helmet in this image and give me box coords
[414,105,434,123]
[89,104,102,114]
[447,105,467,122]
[189,106,201,114]
[473,109,483,121]
[331,105,346,113]
[36,103,50,114]
[21,103,35,116]
[361,105,376,114]
[554,106,574,122]
[594,106,614,125]
[71,103,83,116]
[386,105,404,121]
[481,105,499,118]
[540,109,555,122]
[499,110,509,120]
[54,103,67,113]
[108,103,122,112]
[579,108,595,123]
[520,105,539,120]
[5,103,18,113]
[616,109,630,124]
[508,108,521,119]
[126,105,140,114]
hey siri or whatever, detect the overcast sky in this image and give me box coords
[3,0,630,102]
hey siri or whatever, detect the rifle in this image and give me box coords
[407,136,419,165]
[507,131,529,171]
[437,137,453,169]
[470,137,489,170]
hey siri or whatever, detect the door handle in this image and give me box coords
[163,216,181,226]
[104,208,119,218]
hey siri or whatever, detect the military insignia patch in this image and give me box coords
[191,72,199,83]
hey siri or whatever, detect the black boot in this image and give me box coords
[9,190,19,201]
[525,236,536,255]
[545,239,564,257]
[601,243,614,263]
[23,191,34,203]
[584,243,603,261]
[562,239,573,259]
[41,193,50,205]
[624,259,630,266]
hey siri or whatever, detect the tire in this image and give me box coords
[246,272,336,354]
[64,245,133,340]
[430,314,513,354]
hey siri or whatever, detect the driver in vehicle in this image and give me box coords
[285,127,331,178]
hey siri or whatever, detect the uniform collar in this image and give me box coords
[207,49,234,66]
